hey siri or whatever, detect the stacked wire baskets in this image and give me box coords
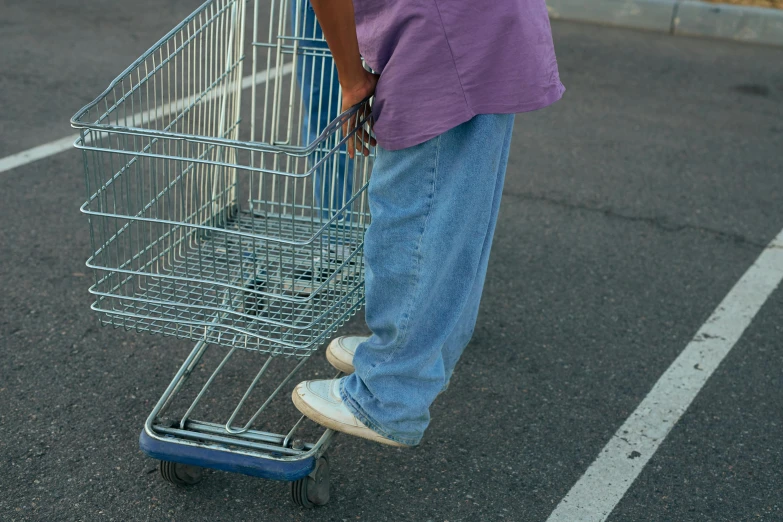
[72,0,373,358]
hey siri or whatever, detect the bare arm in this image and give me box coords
[309,0,365,91]
[309,0,377,157]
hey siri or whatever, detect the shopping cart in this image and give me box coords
[71,0,373,507]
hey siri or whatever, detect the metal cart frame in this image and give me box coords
[71,0,374,507]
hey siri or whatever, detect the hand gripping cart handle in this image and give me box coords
[71,0,374,508]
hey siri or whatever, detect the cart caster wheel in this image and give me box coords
[291,456,330,508]
[159,460,203,486]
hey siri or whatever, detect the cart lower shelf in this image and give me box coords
[139,428,320,481]
[137,333,340,508]
[141,429,333,508]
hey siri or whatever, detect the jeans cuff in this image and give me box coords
[338,379,422,447]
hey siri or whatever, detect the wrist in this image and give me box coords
[338,63,369,94]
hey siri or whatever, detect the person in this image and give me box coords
[289,0,353,220]
[291,0,565,447]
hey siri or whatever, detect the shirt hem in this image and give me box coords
[376,82,565,151]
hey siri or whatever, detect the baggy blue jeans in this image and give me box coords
[340,113,516,446]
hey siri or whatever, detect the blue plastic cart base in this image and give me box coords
[139,429,317,482]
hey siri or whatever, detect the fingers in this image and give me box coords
[351,128,372,157]
[356,104,375,155]
[344,105,375,159]
[356,128,376,147]
[343,113,355,159]
[347,132,370,158]
[346,129,355,159]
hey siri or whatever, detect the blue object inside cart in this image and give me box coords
[139,430,315,481]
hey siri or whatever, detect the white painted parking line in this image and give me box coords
[0,136,81,175]
[547,228,783,522]
[0,63,294,175]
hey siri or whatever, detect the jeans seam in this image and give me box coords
[441,116,513,371]
[441,115,514,380]
[362,137,441,380]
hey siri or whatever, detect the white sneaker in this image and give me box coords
[291,379,408,447]
[325,336,451,397]
[326,335,368,374]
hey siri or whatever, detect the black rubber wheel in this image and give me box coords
[159,460,204,486]
[290,456,330,508]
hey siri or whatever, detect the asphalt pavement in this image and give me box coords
[1,2,781,521]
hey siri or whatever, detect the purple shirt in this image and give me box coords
[353,0,565,150]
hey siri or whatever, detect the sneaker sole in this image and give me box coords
[291,388,407,448]
[325,342,355,374]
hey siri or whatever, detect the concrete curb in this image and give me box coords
[675,1,783,46]
[546,0,783,47]
[547,0,678,32]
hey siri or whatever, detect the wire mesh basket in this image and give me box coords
[72,0,373,357]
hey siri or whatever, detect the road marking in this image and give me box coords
[0,63,294,175]
[0,136,82,175]
[547,227,783,522]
